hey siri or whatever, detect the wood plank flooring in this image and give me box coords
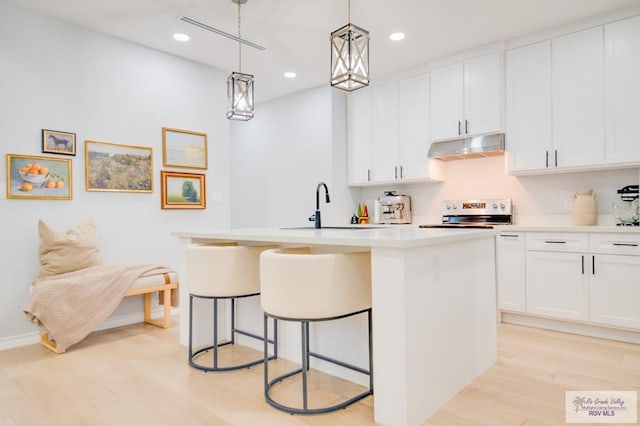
[0,320,638,425]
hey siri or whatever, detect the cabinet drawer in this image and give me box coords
[526,233,588,252]
[589,233,640,256]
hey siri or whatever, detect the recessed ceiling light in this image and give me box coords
[284,71,297,79]
[173,33,190,42]
[390,32,405,41]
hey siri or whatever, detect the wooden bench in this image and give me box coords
[40,271,178,353]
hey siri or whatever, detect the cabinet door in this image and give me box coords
[399,73,430,180]
[552,26,605,168]
[496,233,526,312]
[526,251,589,321]
[371,82,400,182]
[430,62,463,141]
[347,88,372,185]
[464,52,502,137]
[590,254,640,329]
[605,15,640,165]
[505,40,552,173]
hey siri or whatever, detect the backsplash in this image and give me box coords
[360,156,640,226]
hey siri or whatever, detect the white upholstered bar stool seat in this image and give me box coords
[187,243,277,372]
[260,247,373,414]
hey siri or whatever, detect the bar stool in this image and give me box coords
[259,247,373,414]
[187,243,277,372]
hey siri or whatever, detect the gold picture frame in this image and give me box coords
[162,127,208,170]
[6,153,72,200]
[85,140,153,193]
[160,171,206,209]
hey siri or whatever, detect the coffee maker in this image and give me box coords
[613,185,639,226]
[374,191,412,224]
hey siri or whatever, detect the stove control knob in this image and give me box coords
[446,204,451,210]
[500,203,506,209]
[492,203,498,209]
[452,205,457,210]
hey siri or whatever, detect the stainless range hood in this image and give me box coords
[428,133,505,161]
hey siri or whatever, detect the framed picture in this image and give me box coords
[162,127,208,170]
[6,153,72,200]
[42,129,76,156]
[85,140,153,193]
[160,171,206,209]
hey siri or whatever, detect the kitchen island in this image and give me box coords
[173,226,497,425]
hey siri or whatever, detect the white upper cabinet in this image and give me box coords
[552,26,605,169]
[506,26,606,174]
[430,52,502,141]
[605,14,640,165]
[430,62,464,140]
[347,88,372,185]
[371,82,400,182]
[347,73,439,186]
[505,40,552,172]
[399,73,431,181]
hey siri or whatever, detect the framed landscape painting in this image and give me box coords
[162,127,208,170]
[85,140,153,193]
[160,171,205,209]
[6,153,72,200]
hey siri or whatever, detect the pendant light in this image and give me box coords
[330,0,370,91]
[227,0,254,121]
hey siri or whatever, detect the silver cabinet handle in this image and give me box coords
[612,242,639,247]
[545,150,549,168]
[367,169,371,181]
[554,150,558,167]
[400,166,403,179]
[465,119,469,134]
[581,255,585,275]
[457,120,461,135]
[499,234,519,238]
[592,255,595,275]
[544,240,566,244]
[394,166,398,179]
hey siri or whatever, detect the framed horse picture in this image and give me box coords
[42,129,76,156]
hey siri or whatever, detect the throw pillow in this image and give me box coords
[35,218,101,282]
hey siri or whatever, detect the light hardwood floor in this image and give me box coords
[1,320,638,425]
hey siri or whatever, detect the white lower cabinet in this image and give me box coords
[526,250,589,321]
[497,231,640,332]
[496,232,526,312]
[589,234,640,329]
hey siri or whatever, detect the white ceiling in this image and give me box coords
[4,0,640,102]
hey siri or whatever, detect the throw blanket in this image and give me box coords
[24,264,177,352]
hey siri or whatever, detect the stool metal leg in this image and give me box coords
[301,321,309,410]
[213,297,218,369]
[264,309,373,415]
[190,293,276,372]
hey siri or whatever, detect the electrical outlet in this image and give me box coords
[563,197,573,211]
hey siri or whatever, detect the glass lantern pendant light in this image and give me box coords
[227,0,254,121]
[330,0,370,91]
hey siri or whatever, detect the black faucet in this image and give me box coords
[310,182,330,228]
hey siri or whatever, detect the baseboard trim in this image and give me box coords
[0,307,179,352]
[501,311,640,344]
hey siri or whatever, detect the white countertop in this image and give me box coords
[172,226,495,249]
[495,224,640,234]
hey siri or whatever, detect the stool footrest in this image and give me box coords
[308,351,371,376]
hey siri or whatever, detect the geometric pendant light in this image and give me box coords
[227,0,255,121]
[330,0,370,91]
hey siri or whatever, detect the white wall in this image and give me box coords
[0,3,231,347]
[230,85,357,227]
[361,156,640,225]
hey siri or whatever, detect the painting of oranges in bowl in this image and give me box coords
[6,153,72,200]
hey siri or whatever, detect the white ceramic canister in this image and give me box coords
[572,189,597,226]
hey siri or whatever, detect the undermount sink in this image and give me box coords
[280,226,385,230]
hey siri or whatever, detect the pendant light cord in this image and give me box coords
[348,0,351,23]
[237,1,242,72]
